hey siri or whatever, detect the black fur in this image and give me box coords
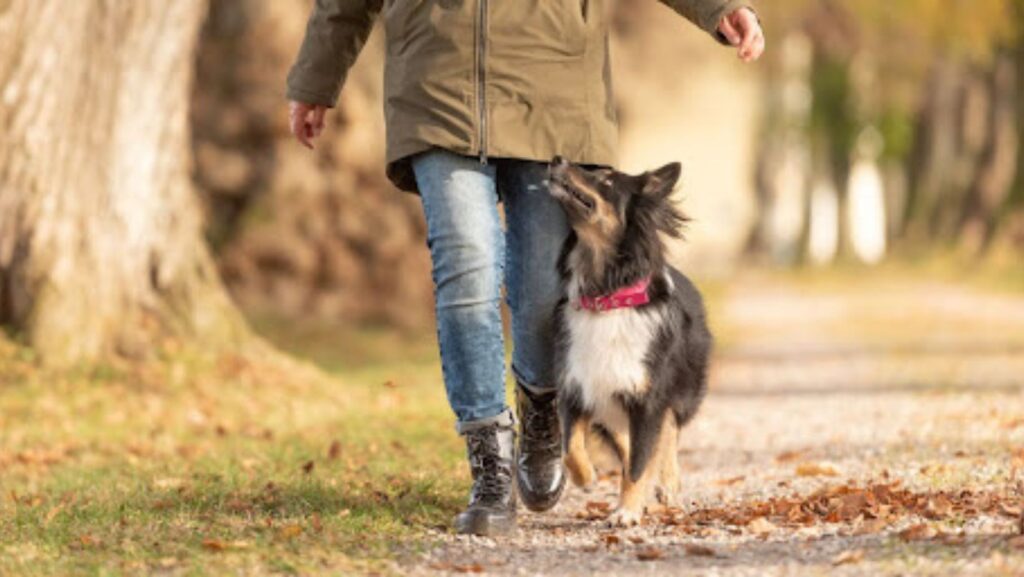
[549,158,712,484]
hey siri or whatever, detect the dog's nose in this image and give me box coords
[552,155,567,166]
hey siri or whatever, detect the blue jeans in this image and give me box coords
[413,149,570,434]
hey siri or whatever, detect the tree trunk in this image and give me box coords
[0,0,246,365]
[958,50,1019,252]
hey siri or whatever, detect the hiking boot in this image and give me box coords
[514,382,565,512]
[454,423,517,536]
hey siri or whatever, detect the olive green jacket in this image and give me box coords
[287,0,753,192]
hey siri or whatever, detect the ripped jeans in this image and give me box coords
[412,149,570,434]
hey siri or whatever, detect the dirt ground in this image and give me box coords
[404,275,1024,576]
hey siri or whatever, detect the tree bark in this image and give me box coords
[0,0,246,365]
[958,50,1019,251]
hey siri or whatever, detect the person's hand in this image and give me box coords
[718,7,765,63]
[289,101,328,149]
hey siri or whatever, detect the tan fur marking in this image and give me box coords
[605,412,678,521]
[618,435,661,516]
[656,413,681,506]
[564,418,595,488]
[564,170,622,278]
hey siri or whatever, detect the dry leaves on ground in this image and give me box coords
[657,480,1023,536]
[898,524,938,541]
[577,500,612,521]
[428,562,485,573]
[794,462,840,478]
[636,547,665,561]
[831,549,864,566]
[684,544,718,557]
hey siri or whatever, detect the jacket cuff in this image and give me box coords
[706,1,756,45]
[285,85,338,107]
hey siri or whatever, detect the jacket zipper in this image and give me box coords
[476,0,489,164]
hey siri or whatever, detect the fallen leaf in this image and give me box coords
[748,517,777,536]
[715,475,746,487]
[684,544,717,557]
[428,562,484,573]
[225,497,251,514]
[999,502,1021,518]
[600,533,622,546]
[776,449,809,463]
[795,463,840,477]
[44,504,65,525]
[578,501,612,520]
[854,518,889,535]
[899,524,937,542]
[302,460,315,475]
[628,536,646,544]
[937,533,967,545]
[1009,536,1024,549]
[327,441,342,460]
[636,547,665,561]
[832,549,864,566]
[924,496,953,519]
[201,539,227,552]
[278,524,303,539]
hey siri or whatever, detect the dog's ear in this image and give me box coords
[641,162,682,198]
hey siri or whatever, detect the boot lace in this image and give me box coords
[520,392,561,456]
[467,427,512,504]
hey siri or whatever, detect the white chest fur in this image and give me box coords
[561,303,664,417]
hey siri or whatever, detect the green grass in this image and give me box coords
[0,330,467,576]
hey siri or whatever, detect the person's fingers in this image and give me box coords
[751,30,766,60]
[289,102,315,149]
[719,15,741,46]
[290,106,313,149]
[741,29,765,62]
[309,106,327,138]
[738,11,759,59]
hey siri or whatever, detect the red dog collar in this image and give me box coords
[578,277,651,312]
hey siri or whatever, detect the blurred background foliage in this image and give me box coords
[190,0,1024,330]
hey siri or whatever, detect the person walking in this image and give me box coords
[287,0,764,536]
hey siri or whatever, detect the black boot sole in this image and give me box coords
[454,510,517,536]
[516,476,566,513]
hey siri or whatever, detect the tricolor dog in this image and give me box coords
[547,156,712,527]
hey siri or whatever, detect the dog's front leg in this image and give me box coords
[608,403,667,527]
[559,387,595,489]
[655,412,681,507]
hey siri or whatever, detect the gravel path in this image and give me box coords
[403,276,1024,576]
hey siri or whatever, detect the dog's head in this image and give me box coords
[547,156,687,259]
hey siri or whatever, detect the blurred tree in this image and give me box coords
[191,0,432,328]
[756,0,1022,261]
[0,0,247,364]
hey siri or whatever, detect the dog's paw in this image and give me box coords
[607,507,643,527]
[564,455,596,489]
[655,486,680,507]
[567,464,596,489]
